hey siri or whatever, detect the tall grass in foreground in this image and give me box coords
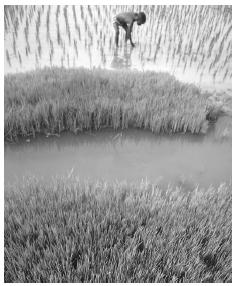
[4,67,224,141]
[5,178,231,282]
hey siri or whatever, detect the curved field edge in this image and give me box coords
[5,178,231,282]
[4,67,225,141]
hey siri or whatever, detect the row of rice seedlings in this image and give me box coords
[28,6,34,24]
[6,50,11,66]
[19,5,24,23]
[62,41,66,56]
[46,5,51,42]
[164,6,229,63]
[24,17,31,56]
[49,39,54,65]
[12,33,17,57]
[223,67,230,81]
[35,52,39,70]
[63,5,71,45]
[222,52,232,72]
[55,8,62,48]
[6,6,17,27]
[207,31,221,59]
[4,6,11,33]
[72,6,81,42]
[13,13,19,38]
[67,53,70,68]
[134,5,230,78]
[74,39,78,58]
[4,178,231,282]
[35,10,42,58]
[18,51,22,66]
[87,5,93,20]
[4,67,217,141]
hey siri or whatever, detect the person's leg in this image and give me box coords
[113,22,119,47]
[121,23,129,42]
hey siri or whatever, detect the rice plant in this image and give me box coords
[12,33,16,57]
[56,6,62,46]
[18,51,22,66]
[63,5,71,45]
[74,39,78,58]
[72,6,81,42]
[6,49,11,66]
[46,5,51,43]
[49,39,54,65]
[24,17,30,54]
[4,177,232,283]
[35,10,41,58]
[4,67,226,141]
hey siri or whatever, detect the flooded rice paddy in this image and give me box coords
[4,6,232,186]
[4,6,232,283]
[4,5,231,95]
[5,116,231,187]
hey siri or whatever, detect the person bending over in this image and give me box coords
[113,12,146,47]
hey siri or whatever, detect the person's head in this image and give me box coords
[137,12,146,25]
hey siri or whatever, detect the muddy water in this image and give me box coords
[5,117,231,187]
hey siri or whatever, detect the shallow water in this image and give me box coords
[4,5,232,95]
[5,117,231,187]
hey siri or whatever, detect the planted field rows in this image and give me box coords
[4,5,231,91]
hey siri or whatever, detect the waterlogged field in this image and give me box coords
[4,5,232,283]
[4,5,231,94]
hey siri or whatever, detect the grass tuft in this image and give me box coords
[4,178,231,282]
[4,67,222,141]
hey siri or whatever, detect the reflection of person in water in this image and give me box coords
[113,12,146,47]
[111,45,133,69]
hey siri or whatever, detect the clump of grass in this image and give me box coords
[4,67,222,141]
[4,177,231,282]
